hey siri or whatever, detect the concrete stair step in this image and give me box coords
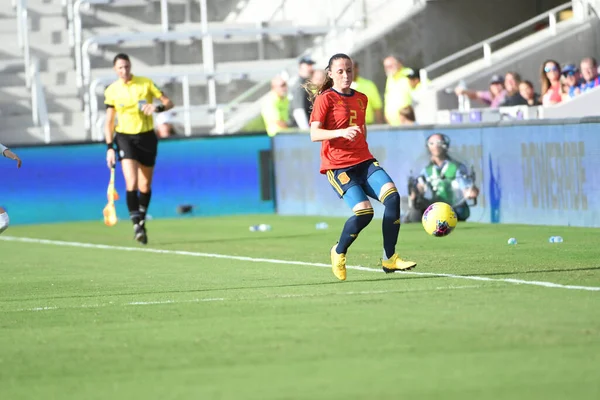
[0,36,71,59]
[0,128,43,147]
[0,17,18,33]
[89,57,297,78]
[0,99,31,116]
[0,85,30,99]
[0,72,28,88]
[26,0,65,17]
[43,56,75,73]
[32,15,68,34]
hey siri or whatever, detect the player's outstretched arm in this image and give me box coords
[310,122,361,142]
[0,144,21,168]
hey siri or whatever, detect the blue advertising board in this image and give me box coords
[0,135,274,225]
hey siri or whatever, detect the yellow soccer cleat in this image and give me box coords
[382,253,417,273]
[330,244,347,281]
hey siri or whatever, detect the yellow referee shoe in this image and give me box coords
[330,244,347,281]
[382,253,417,273]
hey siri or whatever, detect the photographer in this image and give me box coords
[405,133,479,222]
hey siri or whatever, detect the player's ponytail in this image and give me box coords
[303,53,351,103]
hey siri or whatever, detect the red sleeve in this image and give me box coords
[310,93,329,125]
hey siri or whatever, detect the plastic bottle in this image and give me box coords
[258,224,271,232]
[554,236,563,243]
[315,222,329,230]
[549,236,556,243]
[249,225,259,232]
[507,238,517,245]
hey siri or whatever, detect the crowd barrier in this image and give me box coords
[3,119,598,227]
[1,134,274,225]
[273,119,600,227]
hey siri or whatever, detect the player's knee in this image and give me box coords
[382,189,400,208]
[353,207,374,225]
[0,211,10,234]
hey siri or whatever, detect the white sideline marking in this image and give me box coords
[1,236,599,292]
[13,286,479,313]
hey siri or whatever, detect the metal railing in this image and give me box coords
[79,26,335,131]
[15,0,30,87]
[419,1,580,84]
[88,66,286,138]
[30,59,51,144]
[72,0,173,90]
[14,0,52,142]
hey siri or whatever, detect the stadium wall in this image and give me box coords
[273,119,600,227]
[1,135,274,225]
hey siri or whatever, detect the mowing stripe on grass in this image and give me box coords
[1,236,599,292]
[12,286,480,313]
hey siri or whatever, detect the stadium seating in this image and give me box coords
[415,0,600,124]
[2,0,594,145]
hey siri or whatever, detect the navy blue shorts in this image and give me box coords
[326,159,394,208]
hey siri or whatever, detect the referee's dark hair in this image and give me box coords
[113,53,130,65]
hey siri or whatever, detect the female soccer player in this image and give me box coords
[307,53,416,281]
[104,53,174,245]
[0,142,22,234]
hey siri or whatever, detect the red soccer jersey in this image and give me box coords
[310,89,374,174]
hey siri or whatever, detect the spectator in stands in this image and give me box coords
[404,133,479,223]
[350,60,384,124]
[398,106,416,125]
[261,75,289,137]
[406,70,426,107]
[311,69,327,89]
[155,110,177,138]
[289,57,315,129]
[561,64,583,99]
[579,57,600,93]
[454,74,506,108]
[519,80,541,106]
[540,59,563,106]
[500,72,528,106]
[383,55,414,126]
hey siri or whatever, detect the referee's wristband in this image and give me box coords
[155,104,166,113]
[107,143,115,151]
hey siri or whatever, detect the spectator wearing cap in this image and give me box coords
[518,80,541,106]
[561,64,583,98]
[382,55,414,126]
[540,59,562,106]
[288,56,315,129]
[350,60,383,124]
[407,70,429,108]
[579,57,600,93]
[500,72,528,106]
[454,74,507,108]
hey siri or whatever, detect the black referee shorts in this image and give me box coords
[115,130,158,167]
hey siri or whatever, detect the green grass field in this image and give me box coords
[1,215,599,399]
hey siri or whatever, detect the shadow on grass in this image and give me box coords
[6,275,440,303]
[152,232,325,246]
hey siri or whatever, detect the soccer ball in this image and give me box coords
[422,202,458,237]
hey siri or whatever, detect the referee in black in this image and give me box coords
[104,53,174,244]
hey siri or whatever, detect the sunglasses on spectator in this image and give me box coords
[544,65,559,73]
[428,140,445,146]
[562,71,577,77]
